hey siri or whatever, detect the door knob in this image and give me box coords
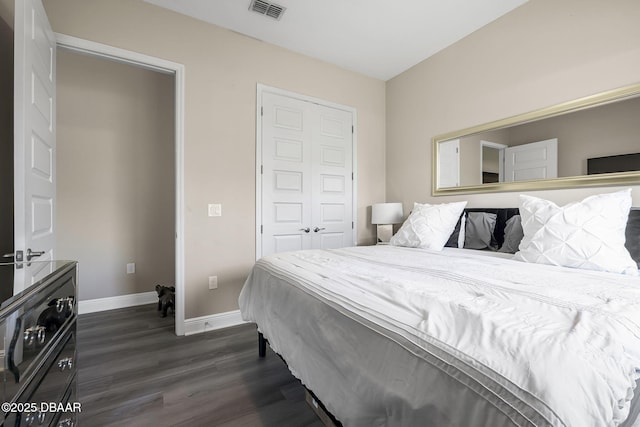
[313,227,326,233]
[3,251,24,262]
[299,228,310,233]
[26,248,45,261]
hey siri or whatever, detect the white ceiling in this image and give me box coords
[143,0,528,81]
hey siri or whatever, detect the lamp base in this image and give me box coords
[376,224,393,244]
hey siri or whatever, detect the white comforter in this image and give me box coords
[239,246,640,426]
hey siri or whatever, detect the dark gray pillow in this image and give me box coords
[464,212,497,250]
[445,213,465,248]
[625,209,640,267]
[498,215,524,254]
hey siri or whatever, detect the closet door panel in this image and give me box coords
[261,93,313,257]
[311,104,353,250]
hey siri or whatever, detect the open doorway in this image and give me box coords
[481,140,507,184]
[55,35,185,335]
[56,47,176,325]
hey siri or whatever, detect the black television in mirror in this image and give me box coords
[587,153,640,175]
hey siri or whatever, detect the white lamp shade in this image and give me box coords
[371,203,404,224]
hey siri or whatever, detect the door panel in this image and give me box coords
[274,106,303,130]
[319,174,345,193]
[261,91,354,257]
[320,203,345,222]
[274,137,303,161]
[504,138,558,182]
[311,103,353,250]
[318,232,345,250]
[262,93,313,257]
[274,235,304,253]
[273,170,303,191]
[14,0,56,292]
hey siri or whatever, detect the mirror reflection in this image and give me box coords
[435,86,640,192]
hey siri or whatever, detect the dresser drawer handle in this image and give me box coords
[22,410,46,426]
[24,412,35,426]
[58,417,75,427]
[57,357,74,371]
[56,297,74,313]
[24,325,46,346]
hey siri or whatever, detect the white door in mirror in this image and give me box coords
[438,139,460,188]
[504,138,558,182]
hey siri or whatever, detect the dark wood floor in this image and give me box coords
[77,304,324,427]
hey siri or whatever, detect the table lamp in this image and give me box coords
[371,203,404,243]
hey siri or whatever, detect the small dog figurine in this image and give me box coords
[155,285,175,317]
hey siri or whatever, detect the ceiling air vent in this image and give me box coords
[249,0,286,21]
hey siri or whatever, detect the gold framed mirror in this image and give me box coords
[432,82,640,195]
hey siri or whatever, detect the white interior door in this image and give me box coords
[13,0,56,291]
[260,90,354,257]
[504,138,558,182]
[438,139,460,188]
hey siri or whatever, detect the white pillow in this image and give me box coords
[514,189,638,275]
[390,201,467,251]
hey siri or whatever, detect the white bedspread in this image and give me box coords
[239,246,640,426]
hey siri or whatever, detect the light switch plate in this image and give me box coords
[208,275,218,290]
[208,203,222,217]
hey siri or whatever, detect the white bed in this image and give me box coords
[239,245,640,426]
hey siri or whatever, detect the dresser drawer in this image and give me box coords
[51,378,77,427]
[3,268,76,400]
[3,322,76,427]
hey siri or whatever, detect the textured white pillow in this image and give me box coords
[514,189,638,275]
[390,201,467,250]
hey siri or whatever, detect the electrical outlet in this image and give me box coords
[127,263,135,274]
[208,275,218,290]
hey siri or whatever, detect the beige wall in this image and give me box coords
[457,129,509,186]
[482,147,499,175]
[43,0,386,318]
[56,49,175,301]
[459,136,480,187]
[387,0,640,210]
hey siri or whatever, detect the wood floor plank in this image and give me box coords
[77,304,324,427]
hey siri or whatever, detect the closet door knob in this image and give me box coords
[313,227,326,233]
[299,228,310,233]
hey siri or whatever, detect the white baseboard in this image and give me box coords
[78,291,157,315]
[78,292,245,336]
[184,310,246,336]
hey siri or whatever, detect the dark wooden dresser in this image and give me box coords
[0,261,77,427]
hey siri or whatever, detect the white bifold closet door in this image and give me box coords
[261,92,353,257]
